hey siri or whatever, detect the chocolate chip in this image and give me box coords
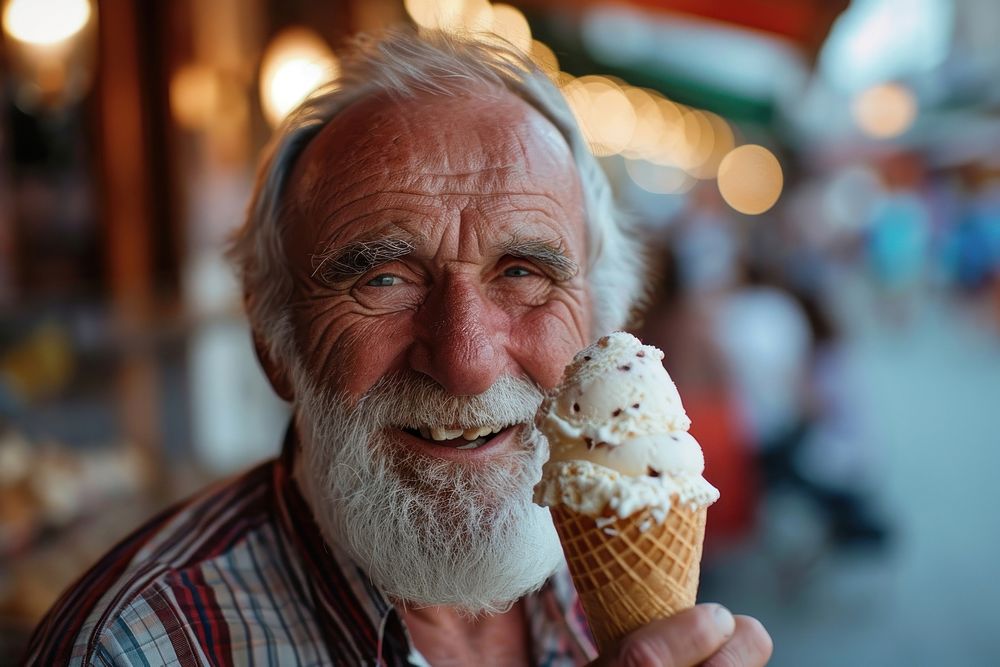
[670,435,679,441]
[573,403,580,412]
[632,403,640,409]
[585,437,595,450]
[583,356,591,361]
[612,409,622,417]
[636,350,645,357]
[646,466,661,477]
[618,365,631,371]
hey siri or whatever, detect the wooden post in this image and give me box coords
[94,0,163,493]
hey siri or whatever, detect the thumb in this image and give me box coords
[597,604,736,667]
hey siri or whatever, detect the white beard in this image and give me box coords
[292,367,564,615]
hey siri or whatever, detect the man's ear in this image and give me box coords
[252,330,294,402]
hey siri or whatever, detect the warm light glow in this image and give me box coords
[260,28,338,128]
[405,0,492,34]
[560,76,593,142]
[674,108,707,171]
[684,110,723,178]
[621,87,662,160]
[624,158,695,195]
[717,144,783,215]
[3,0,91,45]
[696,112,735,179]
[170,65,247,134]
[584,77,635,156]
[404,0,454,30]
[560,73,725,171]
[562,76,635,157]
[170,65,219,130]
[647,97,685,166]
[488,3,531,53]
[851,82,918,139]
[461,0,494,33]
[530,40,558,77]
[627,95,731,178]
[554,71,575,89]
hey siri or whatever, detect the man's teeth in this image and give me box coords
[417,424,505,442]
[463,425,499,440]
[430,426,462,440]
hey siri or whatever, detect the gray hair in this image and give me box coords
[228,28,648,369]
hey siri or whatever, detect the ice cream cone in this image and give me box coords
[549,500,707,653]
[534,333,718,652]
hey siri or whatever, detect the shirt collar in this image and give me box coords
[273,424,404,662]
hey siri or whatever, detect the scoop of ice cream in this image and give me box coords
[539,332,700,477]
[535,332,719,520]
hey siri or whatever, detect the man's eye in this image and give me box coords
[366,274,401,287]
[504,266,532,278]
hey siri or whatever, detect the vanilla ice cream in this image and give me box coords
[535,332,719,523]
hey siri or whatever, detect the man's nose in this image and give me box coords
[409,274,507,396]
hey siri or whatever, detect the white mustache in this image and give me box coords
[354,372,545,432]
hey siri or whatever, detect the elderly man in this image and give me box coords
[26,31,771,666]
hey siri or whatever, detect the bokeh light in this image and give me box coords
[554,71,575,89]
[676,108,708,171]
[405,0,492,34]
[562,75,636,157]
[529,40,558,77]
[559,76,594,144]
[404,0,458,31]
[555,64,735,185]
[2,0,91,46]
[259,27,338,128]
[698,112,736,179]
[585,78,636,157]
[717,144,783,214]
[851,82,918,139]
[621,87,664,160]
[170,65,219,130]
[647,96,685,166]
[458,0,494,33]
[488,3,531,54]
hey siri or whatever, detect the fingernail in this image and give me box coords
[711,604,735,637]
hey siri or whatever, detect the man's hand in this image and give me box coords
[591,604,772,667]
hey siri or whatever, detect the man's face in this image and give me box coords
[279,88,591,611]
[284,87,591,413]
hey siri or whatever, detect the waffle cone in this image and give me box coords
[550,500,707,653]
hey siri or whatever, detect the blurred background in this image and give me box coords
[1,0,998,663]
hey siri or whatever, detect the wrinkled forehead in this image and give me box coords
[286,86,582,217]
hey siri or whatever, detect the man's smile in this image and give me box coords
[393,423,525,458]
[404,422,507,447]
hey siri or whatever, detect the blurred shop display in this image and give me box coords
[0,429,146,558]
[0,322,73,407]
[0,428,151,654]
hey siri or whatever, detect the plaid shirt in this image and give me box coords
[24,429,597,666]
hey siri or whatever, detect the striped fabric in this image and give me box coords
[24,429,597,666]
